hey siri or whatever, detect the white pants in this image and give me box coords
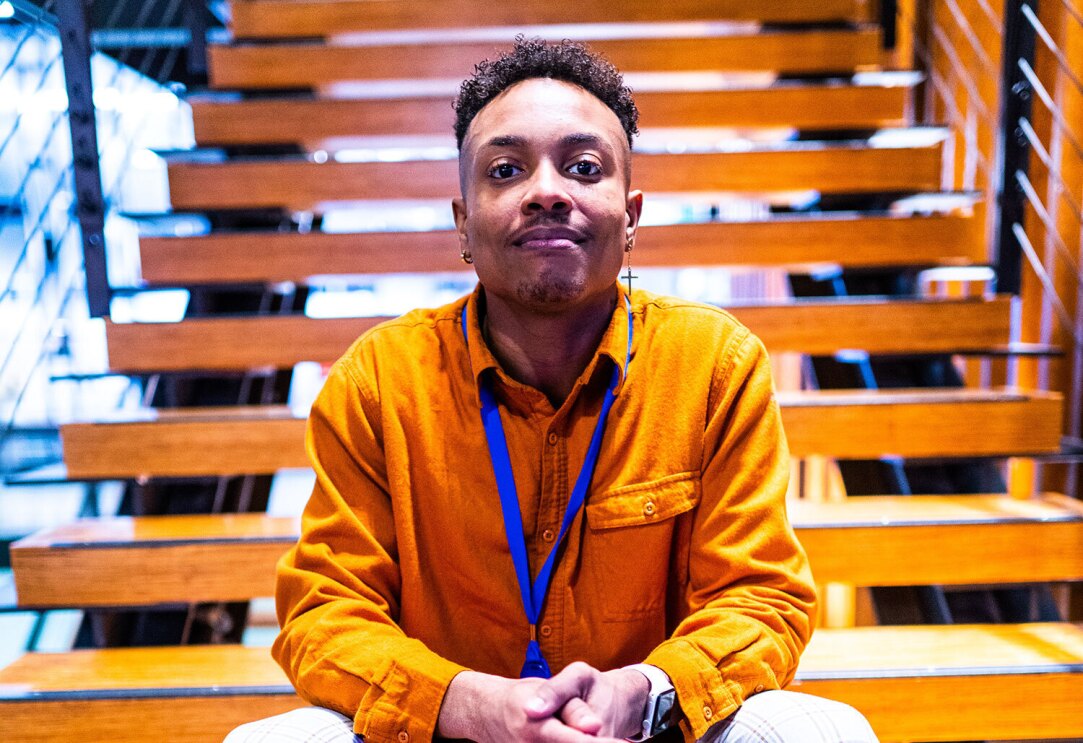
[224,690,878,742]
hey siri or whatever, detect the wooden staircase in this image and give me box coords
[1,2,1079,742]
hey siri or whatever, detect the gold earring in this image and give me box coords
[460,248,473,265]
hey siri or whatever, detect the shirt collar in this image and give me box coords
[461,282,635,410]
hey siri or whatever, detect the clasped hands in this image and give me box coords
[437,661,651,742]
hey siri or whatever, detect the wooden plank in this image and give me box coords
[61,406,310,479]
[2,624,1082,741]
[230,0,869,38]
[208,30,883,89]
[103,297,1013,373]
[166,144,944,211]
[793,493,1083,585]
[778,388,1064,459]
[792,623,1083,741]
[59,389,1063,479]
[11,514,297,607]
[138,213,983,286]
[11,494,1083,607]
[190,83,911,147]
[0,645,304,743]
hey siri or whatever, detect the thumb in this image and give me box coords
[524,662,595,720]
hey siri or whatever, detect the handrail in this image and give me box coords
[910,0,1083,492]
[0,1,207,473]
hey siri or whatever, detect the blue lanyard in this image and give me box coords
[461,295,632,678]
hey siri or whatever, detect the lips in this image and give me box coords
[512,226,588,249]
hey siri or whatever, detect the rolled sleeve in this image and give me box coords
[272,359,467,743]
[644,330,817,741]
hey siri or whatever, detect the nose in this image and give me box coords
[522,162,570,214]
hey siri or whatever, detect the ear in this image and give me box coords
[625,190,643,245]
[452,197,469,248]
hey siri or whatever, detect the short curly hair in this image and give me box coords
[453,36,639,150]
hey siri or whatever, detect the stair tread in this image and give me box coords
[103,297,1014,373]
[2,623,1081,698]
[229,0,869,38]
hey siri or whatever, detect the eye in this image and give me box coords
[488,162,522,179]
[568,159,602,177]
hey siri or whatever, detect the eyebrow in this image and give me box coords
[480,132,612,152]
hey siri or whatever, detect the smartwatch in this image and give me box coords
[624,663,677,741]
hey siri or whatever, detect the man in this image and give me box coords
[228,38,877,743]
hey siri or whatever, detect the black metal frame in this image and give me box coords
[993,0,1039,296]
[880,0,898,50]
[56,0,110,317]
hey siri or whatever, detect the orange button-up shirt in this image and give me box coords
[273,284,816,743]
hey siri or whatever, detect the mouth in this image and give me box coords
[512,227,587,250]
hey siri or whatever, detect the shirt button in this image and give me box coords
[703,706,713,720]
[755,684,765,693]
[540,625,553,637]
[547,432,558,445]
[398,732,409,743]
[542,528,556,542]
[643,500,656,516]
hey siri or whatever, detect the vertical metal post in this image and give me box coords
[880,0,898,50]
[182,0,208,84]
[992,0,1038,296]
[56,0,110,317]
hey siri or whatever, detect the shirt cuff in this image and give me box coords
[353,653,468,743]
[644,640,740,742]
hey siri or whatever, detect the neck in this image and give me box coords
[481,287,618,408]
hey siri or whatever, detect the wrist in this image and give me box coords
[622,663,677,741]
[611,667,652,738]
[437,670,502,740]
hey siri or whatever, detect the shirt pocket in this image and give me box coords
[583,472,699,622]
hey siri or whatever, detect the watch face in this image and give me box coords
[652,689,677,731]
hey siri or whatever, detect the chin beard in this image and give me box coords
[516,270,581,306]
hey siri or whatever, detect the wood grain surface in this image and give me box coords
[230,0,869,38]
[209,30,882,89]
[138,212,982,286]
[190,83,910,146]
[58,388,1063,479]
[166,144,944,211]
[2,625,1081,741]
[102,297,1012,373]
[10,494,1082,607]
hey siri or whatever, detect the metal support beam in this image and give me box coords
[993,0,1038,296]
[56,0,110,317]
[183,0,208,83]
[880,0,897,50]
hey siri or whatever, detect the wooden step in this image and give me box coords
[166,143,944,212]
[58,389,1062,479]
[792,623,1083,741]
[229,0,870,39]
[208,29,882,90]
[190,82,911,147]
[103,297,1012,374]
[791,493,1083,585]
[778,388,1062,459]
[11,494,1082,608]
[138,212,982,286]
[2,624,1081,741]
[0,644,305,743]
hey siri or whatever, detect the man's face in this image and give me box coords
[453,78,642,314]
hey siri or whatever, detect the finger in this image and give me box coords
[524,662,596,719]
[559,697,602,735]
[535,716,624,743]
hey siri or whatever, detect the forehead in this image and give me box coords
[462,78,627,155]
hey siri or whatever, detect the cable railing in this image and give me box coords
[907,0,1083,495]
[0,1,198,482]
